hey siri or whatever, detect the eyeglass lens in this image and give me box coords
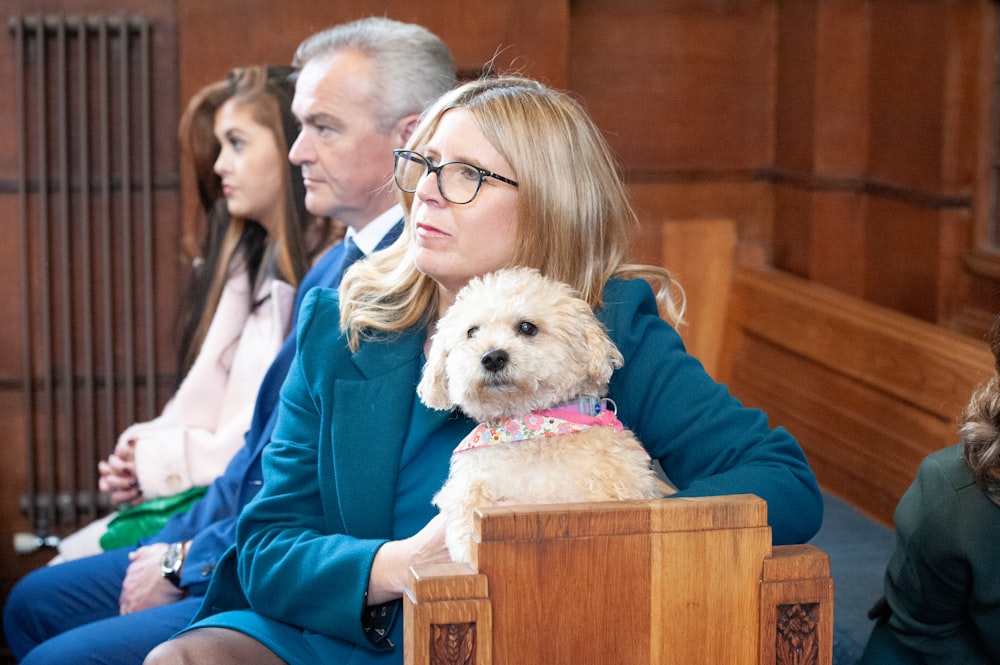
[394,151,483,205]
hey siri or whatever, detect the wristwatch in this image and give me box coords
[160,541,185,587]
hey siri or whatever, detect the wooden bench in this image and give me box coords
[405,496,833,665]
[656,218,737,378]
[717,267,993,526]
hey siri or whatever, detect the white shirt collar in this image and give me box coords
[345,204,403,256]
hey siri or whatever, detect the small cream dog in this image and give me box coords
[418,266,671,563]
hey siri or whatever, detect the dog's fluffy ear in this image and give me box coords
[417,333,454,411]
[585,324,624,385]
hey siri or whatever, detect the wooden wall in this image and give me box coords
[2,0,999,656]
[769,1,995,333]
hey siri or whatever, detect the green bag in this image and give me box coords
[99,485,208,550]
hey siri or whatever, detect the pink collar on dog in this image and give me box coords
[453,399,624,453]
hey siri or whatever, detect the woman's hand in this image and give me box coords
[98,439,143,506]
[367,513,451,606]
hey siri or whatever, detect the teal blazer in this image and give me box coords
[861,444,1000,664]
[188,277,822,664]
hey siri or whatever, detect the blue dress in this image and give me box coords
[186,276,823,664]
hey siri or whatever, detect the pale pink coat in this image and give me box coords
[127,270,295,498]
[50,270,294,563]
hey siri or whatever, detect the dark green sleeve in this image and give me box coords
[883,448,992,664]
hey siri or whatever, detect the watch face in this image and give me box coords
[162,543,183,575]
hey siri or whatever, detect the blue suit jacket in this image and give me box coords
[188,276,822,664]
[145,221,403,594]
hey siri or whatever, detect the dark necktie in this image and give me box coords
[341,237,365,271]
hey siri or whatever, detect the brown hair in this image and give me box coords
[174,65,334,377]
[961,314,1000,507]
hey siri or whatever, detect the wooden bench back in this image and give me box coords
[718,267,993,525]
[405,496,833,665]
[658,218,737,378]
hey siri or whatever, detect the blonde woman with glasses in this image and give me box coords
[148,76,821,665]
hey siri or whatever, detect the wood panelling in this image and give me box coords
[868,1,949,191]
[774,1,818,174]
[940,1,983,194]
[175,0,569,110]
[811,1,871,177]
[570,0,777,174]
[0,194,25,375]
[772,184,813,278]
[653,218,738,378]
[0,388,55,639]
[768,0,996,328]
[628,181,774,268]
[807,190,867,295]
[864,198,942,320]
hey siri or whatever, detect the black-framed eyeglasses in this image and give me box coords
[393,149,518,205]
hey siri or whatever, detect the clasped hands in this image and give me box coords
[98,438,144,507]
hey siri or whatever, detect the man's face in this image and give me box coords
[289,50,400,228]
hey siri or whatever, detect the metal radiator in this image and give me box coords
[9,14,159,544]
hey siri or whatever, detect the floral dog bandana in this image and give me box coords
[454,398,625,453]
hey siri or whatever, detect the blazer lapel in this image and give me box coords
[329,325,430,538]
[315,219,414,537]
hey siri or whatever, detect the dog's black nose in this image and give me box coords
[481,349,509,373]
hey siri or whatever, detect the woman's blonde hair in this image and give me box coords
[340,76,683,350]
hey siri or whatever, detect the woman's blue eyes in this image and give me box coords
[456,164,481,181]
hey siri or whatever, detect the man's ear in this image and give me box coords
[394,113,420,146]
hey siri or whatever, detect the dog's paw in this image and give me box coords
[446,535,472,564]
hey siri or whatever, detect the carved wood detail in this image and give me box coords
[775,603,819,665]
[429,622,476,665]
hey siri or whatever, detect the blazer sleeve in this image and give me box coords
[147,438,250,594]
[234,288,390,650]
[882,449,993,664]
[600,278,823,545]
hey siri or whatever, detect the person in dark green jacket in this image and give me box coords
[860,316,1000,665]
[146,74,822,665]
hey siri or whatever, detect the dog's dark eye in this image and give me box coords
[467,326,479,339]
[517,321,539,336]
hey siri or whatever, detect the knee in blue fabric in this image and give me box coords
[3,547,133,661]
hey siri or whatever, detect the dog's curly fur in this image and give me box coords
[419,267,670,563]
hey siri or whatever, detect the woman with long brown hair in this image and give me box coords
[60,65,335,559]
